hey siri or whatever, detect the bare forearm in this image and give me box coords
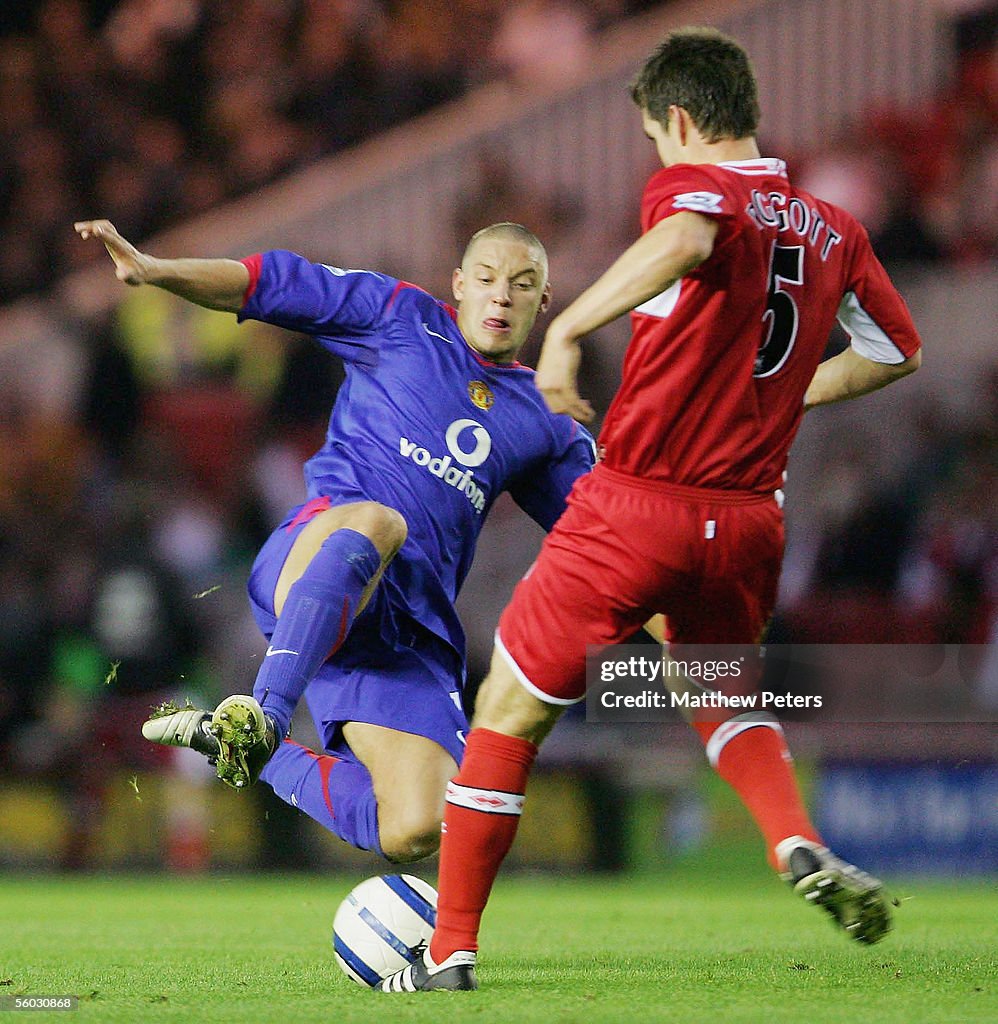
[551,212,717,341]
[535,213,716,421]
[74,221,250,313]
[804,346,921,411]
[143,256,250,313]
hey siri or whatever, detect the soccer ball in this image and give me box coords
[332,874,437,987]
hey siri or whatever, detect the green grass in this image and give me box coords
[2,855,995,1023]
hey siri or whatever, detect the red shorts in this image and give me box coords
[497,465,784,703]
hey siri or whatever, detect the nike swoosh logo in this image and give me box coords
[456,730,466,745]
[266,646,299,657]
[422,322,453,344]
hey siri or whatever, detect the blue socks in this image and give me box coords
[253,528,381,740]
[261,741,381,855]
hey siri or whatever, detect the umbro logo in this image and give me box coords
[471,794,507,808]
[673,190,724,214]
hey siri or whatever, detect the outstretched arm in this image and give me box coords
[536,211,718,422]
[74,220,249,313]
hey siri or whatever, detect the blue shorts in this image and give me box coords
[247,499,468,765]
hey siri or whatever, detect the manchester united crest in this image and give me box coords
[467,380,494,411]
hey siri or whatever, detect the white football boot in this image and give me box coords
[379,949,478,992]
[143,695,278,790]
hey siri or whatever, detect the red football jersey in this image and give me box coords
[598,158,922,491]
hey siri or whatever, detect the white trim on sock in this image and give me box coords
[705,713,784,768]
[446,780,525,815]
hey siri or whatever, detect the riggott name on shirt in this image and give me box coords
[745,189,844,262]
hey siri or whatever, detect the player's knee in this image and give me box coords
[363,503,408,559]
[379,811,442,863]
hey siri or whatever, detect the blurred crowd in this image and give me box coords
[0,0,660,304]
[0,0,995,868]
[776,370,998,647]
[791,4,998,269]
[2,1,997,302]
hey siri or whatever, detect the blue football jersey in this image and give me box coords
[239,250,596,658]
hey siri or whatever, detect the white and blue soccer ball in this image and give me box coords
[332,874,437,987]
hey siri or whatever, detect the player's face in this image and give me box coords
[453,238,551,364]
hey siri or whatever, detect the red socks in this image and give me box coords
[693,717,821,868]
[428,718,816,962]
[429,728,537,962]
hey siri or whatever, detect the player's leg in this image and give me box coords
[668,498,890,943]
[381,647,563,993]
[434,648,563,945]
[240,499,407,741]
[257,626,468,859]
[258,725,456,861]
[656,496,815,864]
[258,738,382,852]
[342,723,457,862]
[381,472,651,992]
[145,498,407,788]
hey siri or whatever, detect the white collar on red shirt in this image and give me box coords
[717,158,788,177]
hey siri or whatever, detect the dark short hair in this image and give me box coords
[630,27,760,142]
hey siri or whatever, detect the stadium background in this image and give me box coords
[0,0,994,883]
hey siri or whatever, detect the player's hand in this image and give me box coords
[74,219,152,285]
[535,327,595,424]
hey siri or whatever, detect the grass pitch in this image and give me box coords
[3,852,995,1023]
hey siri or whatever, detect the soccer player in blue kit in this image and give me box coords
[75,218,595,863]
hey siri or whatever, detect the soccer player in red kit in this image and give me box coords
[381,27,922,991]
